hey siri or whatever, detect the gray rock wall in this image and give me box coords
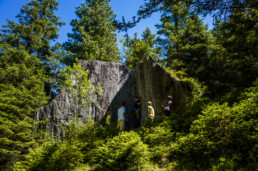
[36,60,135,136]
[134,57,192,125]
[36,58,192,136]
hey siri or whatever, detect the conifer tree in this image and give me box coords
[64,0,119,62]
[208,7,258,91]
[1,0,65,60]
[0,0,65,168]
[116,0,254,31]
[157,1,211,80]
[123,28,160,69]
[0,0,65,97]
[46,43,71,98]
[0,43,48,169]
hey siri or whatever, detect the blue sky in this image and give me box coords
[0,0,213,47]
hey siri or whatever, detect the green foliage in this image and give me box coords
[0,0,65,59]
[0,0,65,168]
[165,67,210,132]
[168,80,258,170]
[60,62,103,112]
[78,121,118,162]
[64,0,119,62]
[11,80,257,170]
[0,44,48,169]
[13,139,58,171]
[138,124,175,166]
[209,7,258,91]
[13,119,118,171]
[122,28,161,68]
[48,141,84,171]
[45,43,71,98]
[1,0,257,170]
[13,138,84,171]
[116,0,254,31]
[157,1,212,80]
[89,131,150,170]
[0,0,65,98]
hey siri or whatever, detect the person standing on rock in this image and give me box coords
[147,101,155,124]
[132,96,144,128]
[162,96,173,116]
[117,102,126,132]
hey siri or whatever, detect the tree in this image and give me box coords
[45,43,71,99]
[60,62,103,118]
[0,0,65,98]
[0,0,66,167]
[122,28,161,69]
[64,0,119,62]
[116,0,256,31]
[0,43,48,169]
[210,7,258,90]
[156,1,212,80]
[0,0,65,60]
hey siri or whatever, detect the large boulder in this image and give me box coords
[36,58,192,136]
[134,57,192,125]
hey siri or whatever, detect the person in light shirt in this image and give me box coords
[117,102,126,132]
[147,101,155,123]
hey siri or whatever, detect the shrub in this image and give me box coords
[13,139,84,171]
[89,131,150,170]
[168,80,258,170]
[48,140,84,171]
[13,139,58,171]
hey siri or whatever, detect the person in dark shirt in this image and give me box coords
[132,96,143,128]
[162,96,173,116]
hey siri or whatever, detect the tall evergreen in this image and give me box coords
[0,43,48,169]
[208,6,258,92]
[1,0,65,60]
[0,0,65,97]
[116,0,254,31]
[64,0,119,62]
[157,1,211,80]
[0,0,65,168]
[123,28,160,69]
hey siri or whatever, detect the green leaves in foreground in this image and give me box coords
[0,44,48,169]
[89,131,149,170]
[168,80,258,170]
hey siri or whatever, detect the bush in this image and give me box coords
[139,124,176,166]
[168,81,258,170]
[89,131,150,170]
[13,139,84,171]
[77,120,119,163]
[48,140,84,171]
[13,139,58,171]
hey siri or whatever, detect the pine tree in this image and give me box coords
[208,6,258,91]
[123,28,160,69]
[64,0,119,62]
[0,43,48,169]
[1,0,65,60]
[45,43,71,98]
[116,0,254,31]
[0,0,65,168]
[0,0,65,98]
[157,1,212,80]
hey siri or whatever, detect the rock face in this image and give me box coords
[36,58,192,136]
[134,57,191,125]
